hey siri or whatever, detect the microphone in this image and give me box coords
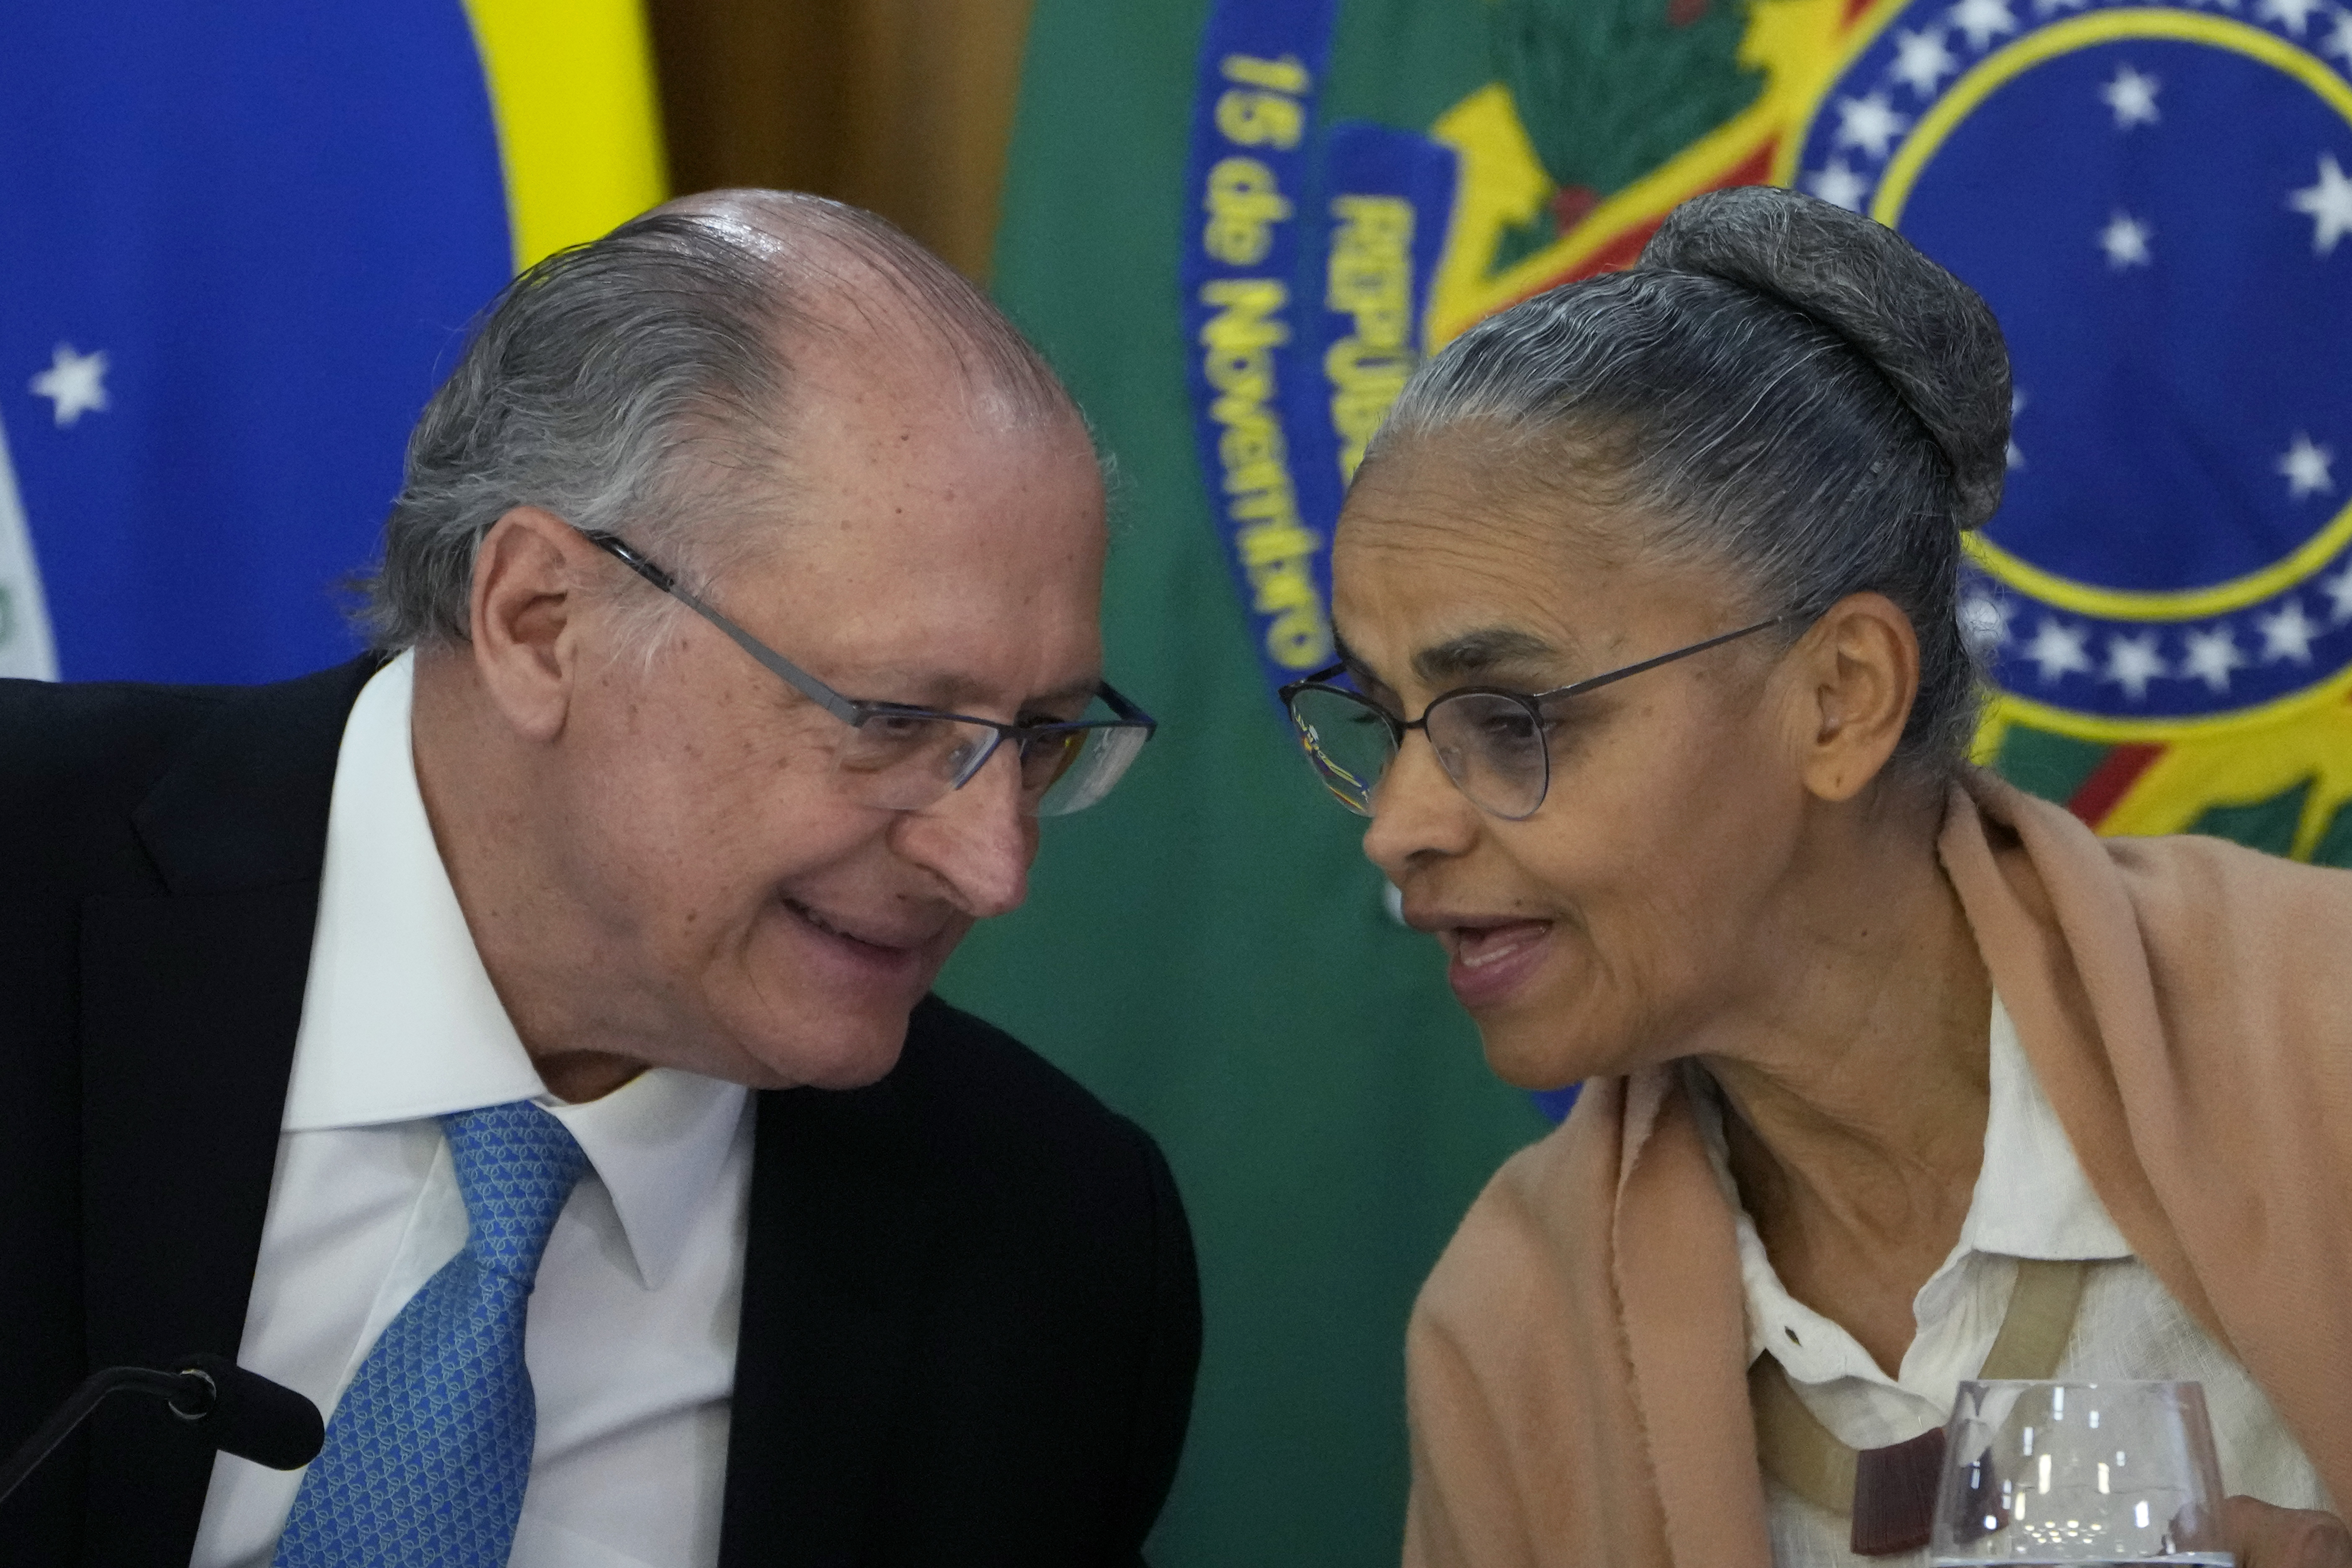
[0,1354,324,1507]
[167,1354,326,1470]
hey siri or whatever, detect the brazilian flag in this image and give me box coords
[0,1,664,683]
[949,0,2352,1562]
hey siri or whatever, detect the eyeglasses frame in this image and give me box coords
[1277,613,1797,820]
[574,527,1157,799]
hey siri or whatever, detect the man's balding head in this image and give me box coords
[366,190,1082,650]
[655,189,1071,431]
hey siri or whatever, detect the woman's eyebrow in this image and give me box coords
[1411,627,1559,686]
[1330,632,1383,689]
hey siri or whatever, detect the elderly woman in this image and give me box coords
[1278,186,2352,1568]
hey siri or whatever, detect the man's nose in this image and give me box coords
[894,746,1035,918]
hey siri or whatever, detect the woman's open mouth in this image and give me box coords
[1442,919,1554,1009]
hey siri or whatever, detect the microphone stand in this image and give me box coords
[0,1355,322,1508]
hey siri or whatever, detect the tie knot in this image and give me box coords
[439,1100,591,1280]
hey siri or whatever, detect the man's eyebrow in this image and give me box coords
[1020,676,1107,711]
[963,675,1106,714]
[1411,627,1560,686]
[846,668,1102,713]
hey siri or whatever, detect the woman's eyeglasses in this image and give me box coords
[1277,616,1792,821]
[577,528,1156,818]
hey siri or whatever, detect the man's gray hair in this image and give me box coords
[1369,185,2011,776]
[362,191,1076,651]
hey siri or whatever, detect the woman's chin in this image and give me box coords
[1476,1018,1607,1094]
[1470,974,1666,1091]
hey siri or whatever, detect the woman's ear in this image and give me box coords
[1792,592,1920,802]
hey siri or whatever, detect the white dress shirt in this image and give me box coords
[190,652,754,1568]
[1692,997,2332,1568]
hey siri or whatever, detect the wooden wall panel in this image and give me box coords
[643,0,1035,281]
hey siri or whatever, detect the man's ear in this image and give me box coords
[468,506,597,743]
[1790,592,1920,803]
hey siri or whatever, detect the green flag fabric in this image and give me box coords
[944,7,1543,1564]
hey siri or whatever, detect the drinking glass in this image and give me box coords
[1930,1380,2232,1566]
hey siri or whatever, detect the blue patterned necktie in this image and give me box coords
[274,1100,590,1567]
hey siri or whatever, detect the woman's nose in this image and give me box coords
[1361,730,1480,879]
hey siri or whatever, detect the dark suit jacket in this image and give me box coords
[0,658,1200,1566]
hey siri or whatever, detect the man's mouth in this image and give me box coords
[781,896,921,954]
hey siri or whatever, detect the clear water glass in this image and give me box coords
[1930,1380,2233,1566]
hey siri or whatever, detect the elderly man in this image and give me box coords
[0,192,1199,1567]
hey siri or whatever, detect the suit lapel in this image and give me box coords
[75,658,370,1563]
[718,1057,937,1568]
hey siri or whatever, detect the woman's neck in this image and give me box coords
[1699,781,1993,1377]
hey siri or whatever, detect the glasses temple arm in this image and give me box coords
[1545,614,1795,701]
[579,526,1156,740]
[576,528,864,726]
[1092,681,1157,730]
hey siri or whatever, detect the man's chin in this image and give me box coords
[722,912,954,1087]
[729,1008,918,1091]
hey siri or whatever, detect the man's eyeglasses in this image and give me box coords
[1276,616,1792,821]
[577,529,1156,818]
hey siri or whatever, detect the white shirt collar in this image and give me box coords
[1692,993,2132,1376]
[284,651,749,1289]
[1961,995,2132,1261]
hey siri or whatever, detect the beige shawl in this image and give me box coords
[1402,773,2352,1568]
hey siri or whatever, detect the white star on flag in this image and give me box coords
[2024,617,2094,683]
[2181,624,2249,691]
[2279,431,2336,498]
[2288,152,2352,255]
[1835,93,1911,160]
[2324,561,2352,622]
[1949,0,2020,49]
[2100,211,2155,268]
[2257,0,2326,32]
[2258,599,2322,663]
[30,343,109,428]
[2326,8,2352,62]
[2007,388,2027,470]
[2101,64,2161,128]
[1891,28,1960,95]
[1806,160,1873,211]
[2102,631,2168,699]
[1960,591,2016,653]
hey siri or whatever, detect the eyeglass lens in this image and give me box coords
[1289,686,1396,812]
[1287,685,1550,820]
[1427,692,1549,818]
[831,705,1150,818]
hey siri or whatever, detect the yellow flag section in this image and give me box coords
[462,0,668,271]
[1966,701,2352,859]
[1415,0,2352,862]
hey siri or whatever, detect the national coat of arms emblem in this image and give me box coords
[1184,0,2352,861]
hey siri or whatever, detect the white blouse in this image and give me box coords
[1690,998,2332,1568]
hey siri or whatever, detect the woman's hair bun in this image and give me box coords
[1638,185,2011,531]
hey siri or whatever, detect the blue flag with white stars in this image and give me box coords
[0,3,512,683]
[1798,0,2352,731]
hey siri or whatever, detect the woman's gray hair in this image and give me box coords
[361,191,1074,651]
[1370,184,2011,776]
